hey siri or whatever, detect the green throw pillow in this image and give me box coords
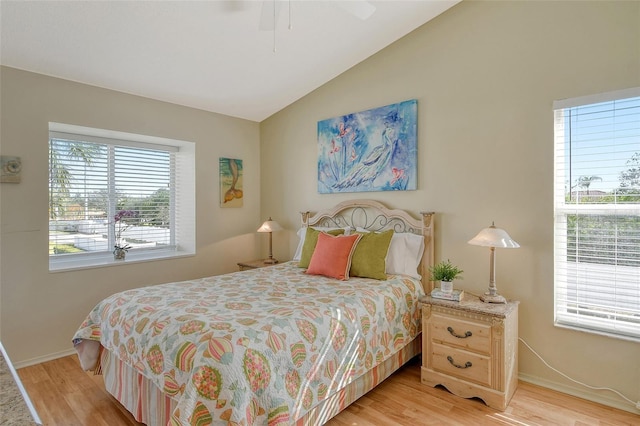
[298,227,345,268]
[350,229,394,280]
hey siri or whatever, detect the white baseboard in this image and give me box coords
[518,373,639,415]
[13,348,77,369]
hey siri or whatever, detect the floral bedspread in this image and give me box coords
[73,261,424,425]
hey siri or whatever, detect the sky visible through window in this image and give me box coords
[52,139,171,198]
[564,96,640,195]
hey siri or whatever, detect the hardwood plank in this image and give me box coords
[17,355,639,425]
[18,355,143,426]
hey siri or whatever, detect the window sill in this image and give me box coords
[554,321,640,344]
[49,248,195,273]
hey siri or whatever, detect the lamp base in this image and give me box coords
[480,292,507,304]
[263,258,279,264]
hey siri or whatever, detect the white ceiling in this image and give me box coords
[1,1,459,122]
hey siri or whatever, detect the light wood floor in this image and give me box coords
[16,355,639,425]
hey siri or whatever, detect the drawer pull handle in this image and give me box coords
[447,356,472,369]
[447,326,472,339]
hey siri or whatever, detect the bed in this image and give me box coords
[73,199,435,425]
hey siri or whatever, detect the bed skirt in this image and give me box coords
[100,335,421,425]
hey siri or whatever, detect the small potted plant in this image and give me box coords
[113,210,137,260]
[429,259,463,294]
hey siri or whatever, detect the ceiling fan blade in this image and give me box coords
[220,0,249,13]
[336,0,376,20]
[259,0,285,31]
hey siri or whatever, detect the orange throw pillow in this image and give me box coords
[305,233,362,280]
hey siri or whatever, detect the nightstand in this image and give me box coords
[420,294,519,411]
[237,259,280,271]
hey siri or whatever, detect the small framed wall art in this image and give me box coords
[317,99,417,194]
[219,157,243,208]
[1,156,22,183]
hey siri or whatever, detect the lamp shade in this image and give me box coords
[257,217,283,233]
[468,223,519,248]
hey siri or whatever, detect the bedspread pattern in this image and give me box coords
[73,262,424,425]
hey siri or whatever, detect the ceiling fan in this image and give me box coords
[258,0,376,31]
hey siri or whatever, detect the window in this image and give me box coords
[49,123,195,271]
[554,88,640,341]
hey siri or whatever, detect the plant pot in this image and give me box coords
[114,248,126,260]
[440,280,453,294]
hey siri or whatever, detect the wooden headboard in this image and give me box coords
[300,199,435,293]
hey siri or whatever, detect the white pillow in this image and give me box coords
[386,232,425,280]
[355,227,424,279]
[292,226,352,261]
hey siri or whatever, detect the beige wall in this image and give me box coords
[0,66,262,364]
[261,1,640,412]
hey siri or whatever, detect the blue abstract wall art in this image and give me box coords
[317,99,417,193]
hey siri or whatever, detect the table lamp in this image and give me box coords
[257,217,283,264]
[468,222,520,303]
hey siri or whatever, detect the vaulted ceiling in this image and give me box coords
[1,1,460,122]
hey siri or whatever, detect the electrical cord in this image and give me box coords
[456,291,638,410]
[519,337,639,409]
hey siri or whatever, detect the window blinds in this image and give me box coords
[49,134,175,257]
[553,89,640,341]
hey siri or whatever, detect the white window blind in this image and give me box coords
[49,123,195,270]
[553,88,640,341]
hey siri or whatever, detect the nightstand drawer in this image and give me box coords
[430,313,491,354]
[431,342,491,387]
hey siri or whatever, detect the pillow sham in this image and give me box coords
[293,226,351,261]
[355,227,424,279]
[297,227,347,268]
[386,232,425,279]
[305,233,362,280]
[350,229,394,280]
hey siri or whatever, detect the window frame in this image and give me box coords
[48,122,196,272]
[553,87,640,342]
